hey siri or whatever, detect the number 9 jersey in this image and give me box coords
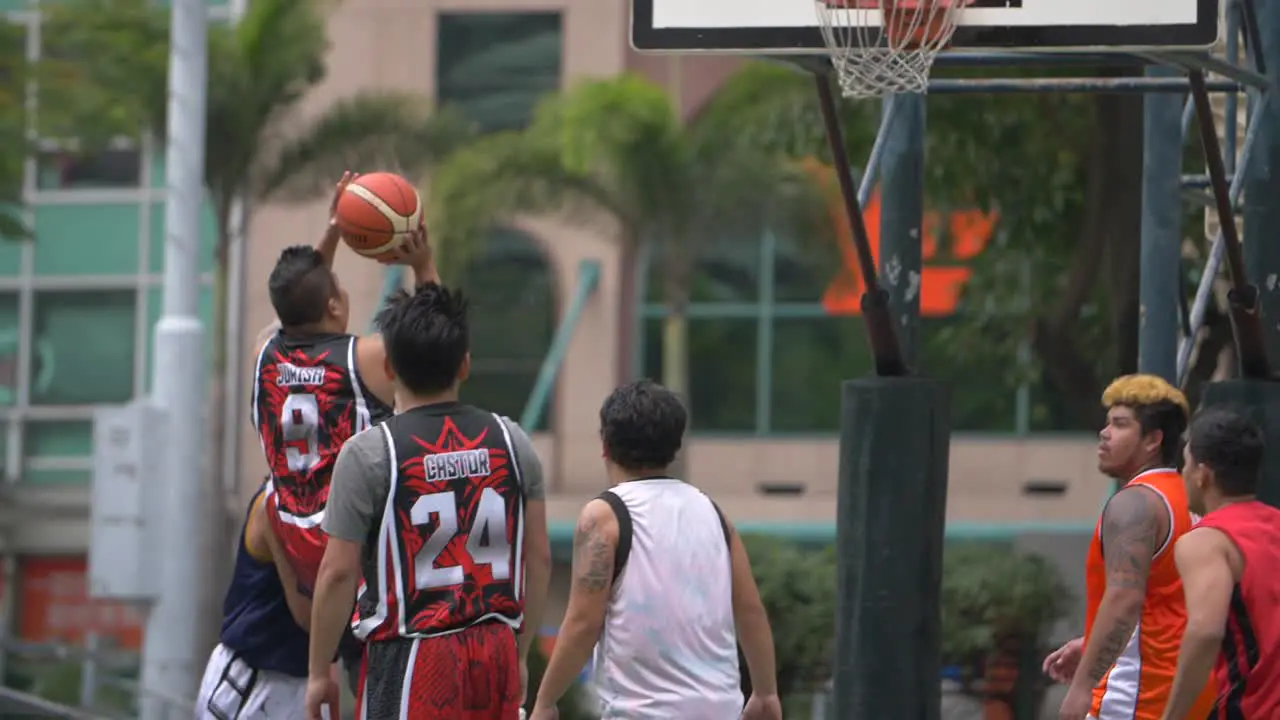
[354,403,527,641]
[251,331,393,591]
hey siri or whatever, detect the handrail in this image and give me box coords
[520,259,601,430]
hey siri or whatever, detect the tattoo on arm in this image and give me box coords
[572,514,613,594]
[1085,488,1163,684]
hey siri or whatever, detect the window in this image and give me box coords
[34,202,141,275]
[641,317,758,432]
[436,13,563,132]
[23,420,90,485]
[456,228,556,429]
[639,228,1042,433]
[30,290,137,405]
[0,292,18,406]
[35,145,142,191]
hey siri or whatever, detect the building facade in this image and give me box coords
[1,0,1108,662]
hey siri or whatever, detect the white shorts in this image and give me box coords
[195,643,308,720]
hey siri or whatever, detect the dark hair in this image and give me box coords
[375,282,469,395]
[268,246,338,328]
[1133,400,1188,467]
[599,380,686,472]
[1188,407,1264,497]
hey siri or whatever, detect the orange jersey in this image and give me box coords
[1084,468,1216,720]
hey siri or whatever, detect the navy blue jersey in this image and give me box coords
[219,484,308,677]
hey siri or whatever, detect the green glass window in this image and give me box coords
[456,229,555,430]
[0,292,20,406]
[641,317,758,432]
[33,202,141,275]
[35,147,141,191]
[436,12,563,132]
[22,419,90,485]
[30,290,136,405]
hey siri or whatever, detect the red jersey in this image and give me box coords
[1194,500,1280,719]
[353,402,526,641]
[252,331,392,519]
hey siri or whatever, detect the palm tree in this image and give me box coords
[38,0,471,643]
[428,65,841,441]
[1,20,34,239]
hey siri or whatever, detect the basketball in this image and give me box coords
[333,172,423,257]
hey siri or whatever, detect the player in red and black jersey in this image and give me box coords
[1162,409,1280,720]
[306,283,552,720]
[252,173,440,595]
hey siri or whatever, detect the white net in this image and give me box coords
[815,0,965,98]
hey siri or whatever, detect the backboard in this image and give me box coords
[631,0,1220,53]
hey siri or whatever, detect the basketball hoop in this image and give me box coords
[816,0,968,98]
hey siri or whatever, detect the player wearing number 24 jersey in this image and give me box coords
[307,283,553,720]
[252,172,439,595]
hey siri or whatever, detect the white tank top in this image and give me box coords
[592,479,743,719]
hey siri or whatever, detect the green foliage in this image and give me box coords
[740,535,838,697]
[0,20,27,239]
[428,70,837,298]
[938,543,1072,665]
[5,659,136,716]
[743,536,1070,698]
[38,0,450,225]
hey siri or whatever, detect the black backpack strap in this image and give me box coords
[595,490,633,585]
[709,498,732,548]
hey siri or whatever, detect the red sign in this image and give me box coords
[18,556,144,649]
[803,158,1000,317]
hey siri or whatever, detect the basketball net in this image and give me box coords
[815,0,967,98]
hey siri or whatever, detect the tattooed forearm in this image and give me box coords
[1086,615,1141,684]
[572,515,614,593]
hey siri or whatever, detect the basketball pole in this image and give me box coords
[1243,0,1280,363]
[816,72,951,720]
[1137,64,1184,385]
[877,93,925,364]
[139,0,210,712]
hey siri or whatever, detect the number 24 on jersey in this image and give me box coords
[411,488,512,591]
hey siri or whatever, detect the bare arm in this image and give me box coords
[247,493,312,630]
[309,429,387,679]
[1162,528,1233,720]
[1071,487,1165,694]
[727,521,779,697]
[533,499,616,712]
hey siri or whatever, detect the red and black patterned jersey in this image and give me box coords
[252,331,393,519]
[356,402,527,641]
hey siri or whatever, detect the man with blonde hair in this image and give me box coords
[1044,375,1215,720]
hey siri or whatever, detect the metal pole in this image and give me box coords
[1176,88,1264,384]
[79,633,98,709]
[1137,65,1186,384]
[1243,0,1280,361]
[139,0,209,711]
[877,94,925,366]
[1188,70,1271,379]
[813,73,906,376]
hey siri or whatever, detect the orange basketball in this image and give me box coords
[333,172,423,257]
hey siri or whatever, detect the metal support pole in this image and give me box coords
[139,0,209,712]
[926,77,1241,94]
[1176,103,1263,383]
[877,94,925,366]
[1138,65,1186,384]
[1243,0,1280,361]
[1188,70,1271,379]
[79,633,99,709]
[813,73,906,376]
